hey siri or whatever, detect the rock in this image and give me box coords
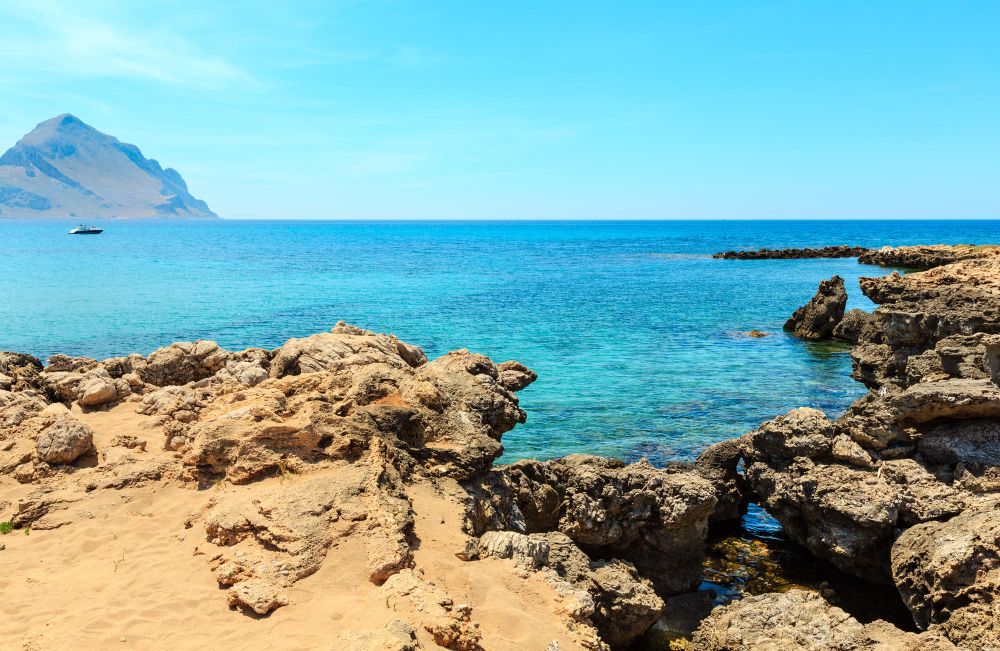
[691,590,864,650]
[466,530,549,568]
[742,407,835,461]
[642,590,717,649]
[268,323,425,378]
[831,434,874,468]
[693,439,746,521]
[193,439,413,613]
[140,340,231,387]
[918,419,1000,466]
[713,246,870,260]
[222,360,268,387]
[690,590,959,650]
[891,507,1000,649]
[783,276,848,340]
[464,455,717,597]
[226,580,289,615]
[380,570,482,651]
[495,360,538,392]
[833,309,884,345]
[539,531,663,648]
[329,620,420,651]
[859,243,1000,270]
[859,259,1000,352]
[0,352,45,392]
[35,418,94,464]
[745,456,901,582]
[78,369,119,406]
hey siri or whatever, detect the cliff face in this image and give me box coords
[0,114,216,219]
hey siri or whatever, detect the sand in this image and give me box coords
[0,406,584,651]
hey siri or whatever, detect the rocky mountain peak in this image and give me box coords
[0,114,216,219]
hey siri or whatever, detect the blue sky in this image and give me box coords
[0,1,997,220]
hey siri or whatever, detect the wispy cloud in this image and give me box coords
[0,0,253,88]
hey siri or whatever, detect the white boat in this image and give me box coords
[68,224,103,235]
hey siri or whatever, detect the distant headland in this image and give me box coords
[0,114,216,220]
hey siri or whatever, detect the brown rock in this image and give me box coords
[783,276,848,340]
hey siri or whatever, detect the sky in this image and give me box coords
[0,1,997,220]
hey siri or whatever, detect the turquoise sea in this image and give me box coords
[3,219,999,465]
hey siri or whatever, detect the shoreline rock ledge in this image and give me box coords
[692,251,1000,649]
[0,321,722,650]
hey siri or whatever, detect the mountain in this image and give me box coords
[0,114,216,219]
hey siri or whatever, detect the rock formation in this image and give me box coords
[858,244,999,270]
[700,253,1000,648]
[690,590,958,650]
[713,246,869,260]
[0,322,726,650]
[783,275,848,340]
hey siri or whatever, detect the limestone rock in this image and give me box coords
[329,620,420,651]
[495,360,538,392]
[690,590,959,650]
[140,340,231,387]
[35,418,94,464]
[77,368,119,406]
[380,570,481,651]
[468,530,550,568]
[0,352,45,392]
[464,455,717,597]
[742,407,835,461]
[642,590,717,650]
[783,276,848,340]
[859,243,999,270]
[833,309,884,345]
[691,590,863,650]
[539,531,663,648]
[891,507,1000,649]
[918,419,1000,466]
[713,246,869,260]
[227,580,289,615]
[693,438,746,522]
[269,323,425,378]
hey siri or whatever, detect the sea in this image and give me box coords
[2,219,999,466]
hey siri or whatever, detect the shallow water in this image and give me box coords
[3,219,999,464]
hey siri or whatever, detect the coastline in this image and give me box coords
[2,244,999,649]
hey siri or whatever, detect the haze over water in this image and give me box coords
[3,219,999,463]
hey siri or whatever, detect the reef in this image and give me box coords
[713,245,870,260]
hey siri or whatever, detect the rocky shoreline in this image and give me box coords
[1,243,998,649]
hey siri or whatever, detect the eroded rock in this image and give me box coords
[784,276,848,340]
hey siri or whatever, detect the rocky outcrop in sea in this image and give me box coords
[713,245,870,260]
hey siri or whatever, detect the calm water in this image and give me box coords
[2,219,998,464]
